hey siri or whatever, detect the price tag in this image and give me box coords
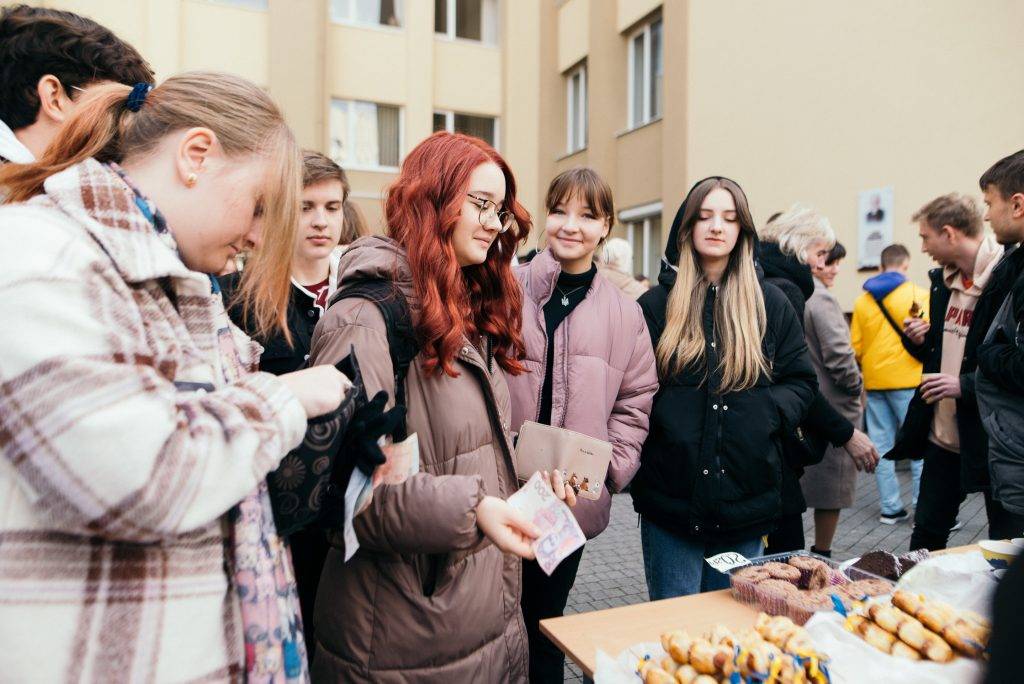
[705,551,752,573]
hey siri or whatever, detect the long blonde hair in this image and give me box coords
[657,178,769,392]
[0,72,300,340]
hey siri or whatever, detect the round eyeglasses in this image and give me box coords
[467,193,515,233]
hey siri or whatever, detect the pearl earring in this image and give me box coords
[186,172,197,188]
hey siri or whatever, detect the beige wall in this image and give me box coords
[683,0,1024,308]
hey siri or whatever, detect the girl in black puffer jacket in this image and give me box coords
[633,177,816,599]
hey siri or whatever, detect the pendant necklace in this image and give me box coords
[556,284,587,307]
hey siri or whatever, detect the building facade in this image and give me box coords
[22,0,1024,308]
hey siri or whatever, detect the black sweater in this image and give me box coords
[538,265,596,425]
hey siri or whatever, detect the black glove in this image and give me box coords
[338,390,407,478]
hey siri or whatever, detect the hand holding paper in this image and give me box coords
[508,471,586,575]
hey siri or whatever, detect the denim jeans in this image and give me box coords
[867,389,922,515]
[640,518,763,600]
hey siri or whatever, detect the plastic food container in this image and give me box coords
[728,550,894,625]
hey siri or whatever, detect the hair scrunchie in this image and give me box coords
[126,83,153,112]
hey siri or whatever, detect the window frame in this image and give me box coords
[435,0,500,45]
[433,108,500,150]
[329,0,404,30]
[626,17,663,130]
[330,97,404,173]
[565,63,587,154]
[620,202,663,279]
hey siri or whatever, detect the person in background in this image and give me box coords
[892,193,1024,550]
[599,236,649,299]
[851,243,928,524]
[308,132,575,683]
[507,168,658,682]
[342,197,370,249]
[632,177,816,598]
[0,4,152,164]
[0,72,352,682]
[800,241,866,556]
[221,149,352,663]
[759,206,879,556]
[975,150,1024,519]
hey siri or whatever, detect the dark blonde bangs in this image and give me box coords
[545,167,615,223]
[234,127,302,341]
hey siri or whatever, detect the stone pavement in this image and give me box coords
[560,468,992,681]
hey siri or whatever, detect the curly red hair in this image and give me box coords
[386,132,529,378]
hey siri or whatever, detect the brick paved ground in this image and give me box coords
[560,468,992,682]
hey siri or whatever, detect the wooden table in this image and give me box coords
[540,589,758,678]
[540,544,983,678]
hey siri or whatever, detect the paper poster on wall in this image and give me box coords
[857,187,894,270]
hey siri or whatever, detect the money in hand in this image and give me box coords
[508,471,585,575]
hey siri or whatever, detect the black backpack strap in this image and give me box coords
[871,291,915,348]
[329,279,418,440]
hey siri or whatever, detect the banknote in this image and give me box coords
[343,433,421,562]
[508,471,586,575]
[378,433,420,485]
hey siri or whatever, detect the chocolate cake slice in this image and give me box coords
[850,551,900,580]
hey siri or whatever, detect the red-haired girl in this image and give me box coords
[307,132,573,682]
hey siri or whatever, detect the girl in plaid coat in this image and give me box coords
[0,72,350,682]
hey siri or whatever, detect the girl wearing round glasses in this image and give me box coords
[306,132,575,682]
[505,167,659,682]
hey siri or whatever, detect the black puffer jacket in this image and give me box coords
[889,245,1023,492]
[758,242,855,516]
[632,181,817,542]
[219,273,323,375]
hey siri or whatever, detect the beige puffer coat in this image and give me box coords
[307,236,528,683]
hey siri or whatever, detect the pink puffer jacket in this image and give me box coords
[507,249,659,538]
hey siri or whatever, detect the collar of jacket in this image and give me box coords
[942,234,1003,295]
[0,118,34,164]
[758,241,815,299]
[41,158,193,284]
[522,247,599,305]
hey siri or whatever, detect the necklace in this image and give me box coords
[556,284,587,306]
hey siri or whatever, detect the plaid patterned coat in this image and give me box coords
[0,160,308,682]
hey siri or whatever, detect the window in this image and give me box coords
[627,17,663,129]
[621,206,663,279]
[566,64,587,154]
[433,110,498,148]
[330,0,403,27]
[330,99,402,170]
[435,0,499,43]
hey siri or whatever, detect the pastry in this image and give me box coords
[866,602,954,662]
[841,578,893,599]
[892,590,989,658]
[787,555,831,588]
[849,551,900,580]
[762,561,802,583]
[806,563,831,590]
[638,660,676,684]
[730,566,770,602]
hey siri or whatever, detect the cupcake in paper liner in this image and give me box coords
[731,566,770,603]
[755,579,800,616]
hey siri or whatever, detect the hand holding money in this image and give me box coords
[475,496,540,559]
[507,471,587,574]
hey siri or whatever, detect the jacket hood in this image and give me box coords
[334,234,416,306]
[758,241,815,300]
[862,271,907,300]
[659,175,759,290]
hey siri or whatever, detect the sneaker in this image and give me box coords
[949,518,964,532]
[879,509,910,525]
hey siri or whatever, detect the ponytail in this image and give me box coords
[0,72,301,341]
